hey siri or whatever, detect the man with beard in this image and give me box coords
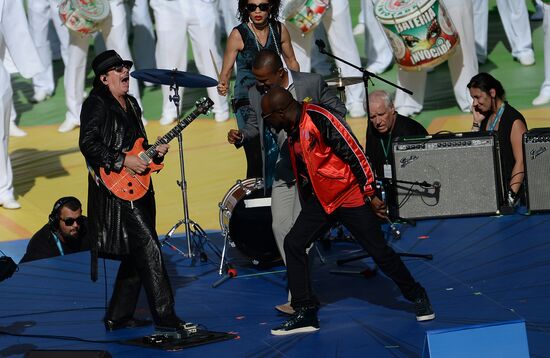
[20,196,89,263]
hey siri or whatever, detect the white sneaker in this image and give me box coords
[532,93,550,106]
[214,112,230,123]
[515,52,535,66]
[9,122,27,137]
[348,103,366,118]
[58,118,79,133]
[159,115,176,126]
[0,197,21,210]
[352,23,365,36]
[31,89,52,103]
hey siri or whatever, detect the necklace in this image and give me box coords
[249,21,281,55]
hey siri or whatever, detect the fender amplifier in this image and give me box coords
[523,128,550,212]
[392,132,500,219]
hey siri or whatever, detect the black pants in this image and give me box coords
[105,198,180,327]
[284,193,425,309]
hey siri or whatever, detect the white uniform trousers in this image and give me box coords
[27,0,69,95]
[65,0,142,126]
[218,0,239,36]
[126,0,156,70]
[362,0,392,73]
[472,0,534,62]
[285,0,365,114]
[149,0,228,121]
[538,1,550,97]
[0,0,43,202]
[395,0,477,115]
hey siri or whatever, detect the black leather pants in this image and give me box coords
[105,196,182,327]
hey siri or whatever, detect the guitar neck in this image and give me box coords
[144,110,201,159]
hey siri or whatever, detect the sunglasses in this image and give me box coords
[262,101,291,120]
[108,64,130,73]
[61,216,85,226]
[246,3,270,12]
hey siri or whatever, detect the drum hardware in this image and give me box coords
[315,38,411,146]
[214,178,283,287]
[131,68,220,261]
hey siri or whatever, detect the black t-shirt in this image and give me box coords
[20,222,90,263]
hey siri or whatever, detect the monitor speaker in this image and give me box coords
[392,132,500,220]
[523,128,550,212]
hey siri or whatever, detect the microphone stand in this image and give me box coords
[314,41,433,272]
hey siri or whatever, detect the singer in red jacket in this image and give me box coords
[261,87,435,336]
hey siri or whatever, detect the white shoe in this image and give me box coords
[397,108,421,117]
[31,89,52,103]
[214,112,230,123]
[9,122,27,137]
[159,115,176,126]
[515,52,535,66]
[0,197,21,210]
[532,93,550,106]
[58,118,79,133]
[352,23,365,36]
[348,103,366,118]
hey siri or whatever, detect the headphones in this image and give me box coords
[48,196,81,230]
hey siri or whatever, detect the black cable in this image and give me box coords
[0,330,123,344]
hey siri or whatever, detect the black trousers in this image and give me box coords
[284,193,425,309]
[105,199,180,327]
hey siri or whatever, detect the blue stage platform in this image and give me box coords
[1,212,550,357]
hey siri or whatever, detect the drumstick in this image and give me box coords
[209,49,221,81]
[210,49,231,98]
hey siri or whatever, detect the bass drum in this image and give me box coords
[219,178,281,267]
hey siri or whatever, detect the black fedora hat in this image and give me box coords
[92,50,133,76]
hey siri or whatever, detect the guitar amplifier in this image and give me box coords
[392,132,500,220]
[523,128,550,212]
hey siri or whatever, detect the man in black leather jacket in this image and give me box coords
[79,50,187,333]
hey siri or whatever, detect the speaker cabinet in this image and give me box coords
[523,128,550,212]
[392,132,500,219]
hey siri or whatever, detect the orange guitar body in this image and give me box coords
[100,137,164,201]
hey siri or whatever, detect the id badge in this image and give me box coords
[383,164,392,179]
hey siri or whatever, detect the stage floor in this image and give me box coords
[1,212,550,357]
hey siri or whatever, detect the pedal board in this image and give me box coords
[124,325,236,351]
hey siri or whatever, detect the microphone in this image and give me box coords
[433,181,441,189]
[315,39,326,53]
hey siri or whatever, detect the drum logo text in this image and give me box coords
[395,8,436,33]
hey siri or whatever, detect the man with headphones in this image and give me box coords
[20,196,89,263]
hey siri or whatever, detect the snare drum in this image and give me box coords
[375,0,460,71]
[284,0,330,36]
[58,0,110,35]
[219,178,281,266]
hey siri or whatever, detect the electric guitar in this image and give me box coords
[100,97,214,201]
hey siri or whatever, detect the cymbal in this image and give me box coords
[131,69,218,88]
[326,76,363,88]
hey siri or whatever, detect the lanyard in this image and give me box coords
[52,233,65,256]
[379,132,392,163]
[488,103,505,132]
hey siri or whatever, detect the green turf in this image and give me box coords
[11,0,546,129]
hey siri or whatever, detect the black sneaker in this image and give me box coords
[414,294,435,322]
[271,307,320,336]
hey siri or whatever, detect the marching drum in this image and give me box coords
[375,0,459,71]
[58,0,110,35]
[219,178,281,267]
[284,0,330,36]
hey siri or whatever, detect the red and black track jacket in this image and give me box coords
[288,103,376,214]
